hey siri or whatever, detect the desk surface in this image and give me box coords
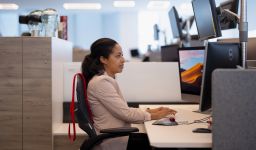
[140,104,212,148]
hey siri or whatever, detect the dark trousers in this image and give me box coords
[127,133,151,150]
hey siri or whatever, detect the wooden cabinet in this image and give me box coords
[0,37,23,150]
[0,37,72,150]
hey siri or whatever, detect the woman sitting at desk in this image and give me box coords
[82,38,177,150]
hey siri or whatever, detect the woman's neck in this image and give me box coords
[104,71,115,78]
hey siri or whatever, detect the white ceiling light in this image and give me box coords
[147,0,170,10]
[63,3,102,10]
[0,3,19,10]
[113,1,135,8]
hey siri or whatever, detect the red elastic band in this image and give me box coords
[68,73,94,142]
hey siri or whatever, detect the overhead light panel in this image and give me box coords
[147,0,170,10]
[113,1,135,8]
[0,3,19,10]
[63,3,102,10]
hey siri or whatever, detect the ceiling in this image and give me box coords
[1,0,227,14]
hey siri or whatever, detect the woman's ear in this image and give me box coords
[100,56,108,65]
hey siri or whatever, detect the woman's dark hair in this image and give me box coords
[82,38,118,84]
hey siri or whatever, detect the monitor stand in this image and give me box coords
[193,108,212,115]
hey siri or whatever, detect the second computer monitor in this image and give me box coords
[199,42,241,112]
[192,0,222,40]
[168,7,183,39]
[178,46,205,95]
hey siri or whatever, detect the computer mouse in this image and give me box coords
[152,117,178,126]
[192,128,211,133]
[169,116,175,122]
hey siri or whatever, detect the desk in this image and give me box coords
[140,104,212,148]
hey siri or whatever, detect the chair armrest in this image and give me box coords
[100,127,139,134]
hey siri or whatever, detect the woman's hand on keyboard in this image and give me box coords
[148,107,177,120]
[146,107,176,113]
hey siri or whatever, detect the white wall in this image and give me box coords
[118,12,138,60]
[245,0,256,31]
[66,14,76,46]
[138,10,172,54]
[101,12,138,60]
[70,12,138,59]
[74,13,102,49]
[0,13,19,36]
[102,12,120,41]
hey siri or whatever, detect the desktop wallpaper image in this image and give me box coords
[179,50,204,95]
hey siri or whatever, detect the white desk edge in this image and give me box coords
[140,104,212,148]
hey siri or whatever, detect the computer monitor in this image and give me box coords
[219,0,239,30]
[168,7,183,39]
[192,0,222,40]
[178,46,205,95]
[217,37,256,61]
[217,37,256,68]
[153,24,160,40]
[130,49,140,58]
[199,42,241,112]
[161,44,180,62]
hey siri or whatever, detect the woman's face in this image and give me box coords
[100,44,125,77]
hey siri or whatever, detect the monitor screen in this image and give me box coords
[161,44,180,62]
[192,0,222,40]
[168,7,183,39]
[219,0,239,30]
[178,46,205,95]
[199,42,241,112]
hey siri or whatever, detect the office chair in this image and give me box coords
[70,73,139,150]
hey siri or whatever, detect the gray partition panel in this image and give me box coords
[212,69,256,150]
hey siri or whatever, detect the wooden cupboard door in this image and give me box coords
[0,38,22,150]
[22,37,52,150]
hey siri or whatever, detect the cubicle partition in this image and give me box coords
[63,62,182,103]
[116,62,182,103]
[212,69,256,150]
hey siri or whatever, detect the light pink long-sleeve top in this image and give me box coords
[87,73,151,150]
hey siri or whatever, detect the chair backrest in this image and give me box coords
[76,75,97,138]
